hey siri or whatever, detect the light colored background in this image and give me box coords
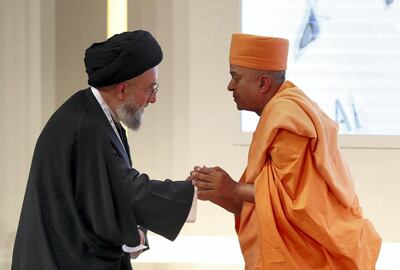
[241,0,400,135]
[0,0,399,269]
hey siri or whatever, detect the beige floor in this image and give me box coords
[134,264,242,270]
[132,235,400,270]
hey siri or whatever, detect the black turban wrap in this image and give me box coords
[84,30,163,87]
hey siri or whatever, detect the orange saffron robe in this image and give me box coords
[235,81,381,270]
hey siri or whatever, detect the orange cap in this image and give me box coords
[229,33,289,71]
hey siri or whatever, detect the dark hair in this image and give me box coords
[267,70,286,86]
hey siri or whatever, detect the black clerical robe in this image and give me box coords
[12,88,194,270]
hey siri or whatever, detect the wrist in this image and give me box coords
[226,180,238,199]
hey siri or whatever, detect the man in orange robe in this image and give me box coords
[189,33,381,269]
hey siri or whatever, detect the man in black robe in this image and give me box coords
[12,30,195,270]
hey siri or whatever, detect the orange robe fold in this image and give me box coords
[235,81,381,270]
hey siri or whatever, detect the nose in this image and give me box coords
[227,79,235,92]
[148,93,157,104]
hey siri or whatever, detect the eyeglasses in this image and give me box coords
[149,83,159,97]
[125,81,159,98]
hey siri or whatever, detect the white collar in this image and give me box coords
[90,86,126,150]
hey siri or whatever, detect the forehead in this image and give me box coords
[229,64,241,73]
[229,64,251,74]
[229,64,255,77]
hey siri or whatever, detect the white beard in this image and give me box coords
[116,98,144,131]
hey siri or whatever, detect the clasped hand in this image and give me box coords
[187,166,236,201]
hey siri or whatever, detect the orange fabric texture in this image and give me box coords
[229,33,289,71]
[235,81,381,270]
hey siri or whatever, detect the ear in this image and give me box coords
[259,75,271,94]
[115,82,128,100]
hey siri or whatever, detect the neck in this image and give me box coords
[97,87,119,120]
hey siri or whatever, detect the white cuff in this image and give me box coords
[122,227,147,253]
[122,244,147,253]
[186,186,197,223]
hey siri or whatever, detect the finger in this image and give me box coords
[195,166,217,175]
[191,171,215,182]
[214,166,225,173]
[192,180,214,190]
[193,166,202,171]
[186,171,197,180]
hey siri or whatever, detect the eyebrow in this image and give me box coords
[142,81,158,88]
[230,71,238,76]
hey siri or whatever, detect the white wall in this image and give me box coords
[0,0,399,269]
[127,0,244,239]
[0,0,54,268]
[0,0,105,268]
